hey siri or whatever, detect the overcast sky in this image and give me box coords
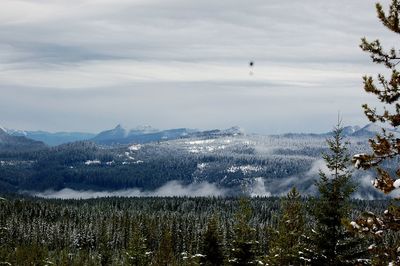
[0,0,397,134]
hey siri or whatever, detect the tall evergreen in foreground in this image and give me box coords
[304,122,367,265]
[229,198,257,265]
[153,228,176,265]
[351,0,400,264]
[201,215,225,266]
[0,198,10,266]
[266,187,306,266]
[125,223,150,266]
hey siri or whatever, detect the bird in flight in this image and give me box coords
[249,61,254,75]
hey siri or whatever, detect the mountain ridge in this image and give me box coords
[0,123,391,199]
[0,127,47,151]
[1,122,396,147]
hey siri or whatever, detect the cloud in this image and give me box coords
[28,166,396,200]
[249,177,271,197]
[30,180,226,199]
[250,160,379,198]
[249,173,317,198]
[306,159,330,176]
[0,0,393,133]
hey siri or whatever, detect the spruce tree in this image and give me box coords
[266,187,305,266]
[0,198,10,265]
[125,223,150,266]
[200,215,224,266]
[350,1,400,264]
[229,197,257,266]
[153,227,176,266]
[98,221,113,266]
[304,122,367,265]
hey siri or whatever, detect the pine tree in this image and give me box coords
[355,0,400,200]
[266,187,306,266]
[350,1,400,264]
[200,215,224,266]
[229,197,257,266]
[98,221,112,266]
[0,198,10,265]
[125,223,150,266]
[153,227,176,266]
[304,122,367,265]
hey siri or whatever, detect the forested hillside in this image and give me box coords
[0,127,389,198]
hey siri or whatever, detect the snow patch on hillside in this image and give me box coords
[128,144,142,151]
[84,160,101,165]
[186,139,215,145]
[227,165,262,174]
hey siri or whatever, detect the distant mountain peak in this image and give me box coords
[341,125,361,135]
[114,124,124,130]
[222,126,245,136]
[0,127,46,151]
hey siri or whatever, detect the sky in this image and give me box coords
[0,0,397,134]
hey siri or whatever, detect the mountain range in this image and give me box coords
[0,123,396,199]
[0,123,391,147]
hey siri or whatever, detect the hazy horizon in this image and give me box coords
[1,121,370,135]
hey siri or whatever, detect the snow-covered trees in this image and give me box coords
[0,195,398,265]
[125,223,150,266]
[266,187,305,265]
[200,215,225,266]
[304,123,367,265]
[229,198,257,265]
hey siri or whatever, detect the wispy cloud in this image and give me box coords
[249,159,394,199]
[31,181,226,199]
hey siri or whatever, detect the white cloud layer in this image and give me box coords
[31,181,226,199]
[0,0,395,133]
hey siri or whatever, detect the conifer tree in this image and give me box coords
[125,223,150,266]
[0,198,9,265]
[229,197,257,265]
[200,215,224,266]
[350,1,400,264]
[98,221,112,266]
[354,0,400,201]
[154,227,176,266]
[304,122,367,265]
[266,187,305,266]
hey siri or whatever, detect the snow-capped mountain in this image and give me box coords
[0,127,46,151]
[91,125,243,145]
